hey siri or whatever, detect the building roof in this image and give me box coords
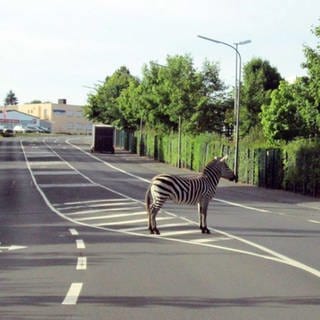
[0,110,39,120]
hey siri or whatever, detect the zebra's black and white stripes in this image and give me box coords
[145,156,237,234]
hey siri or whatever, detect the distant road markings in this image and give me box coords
[69,228,79,236]
[39,183,97,188]
[22,140,320,281]
[55,198,132,206]
[66,206,141,216]
[160,229,201,237]
[93,216,173,227]
[76,239,86,249]
[33,171,78,175]
[0,243,27,252]
[76,211,145,221]
[76,257,87,270]
[308,219,320,224]
[192,237,231,244]
[119,222,191,232]
[29,161,64,166]
[62,283,83,305]
[57,201,136,211]
[66,208,112,216]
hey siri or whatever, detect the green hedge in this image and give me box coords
[283,139,320,196]
[116,129,320,197]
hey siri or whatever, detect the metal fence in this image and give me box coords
[115,129,320,197]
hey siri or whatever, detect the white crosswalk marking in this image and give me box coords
[160,229,201,237]
[191,237,231,243]
[24,143,232,243]
[93,216,173,227]
[76,211,145,222]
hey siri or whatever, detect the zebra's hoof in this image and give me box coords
[201,227,210,234]
[150,228,160,235]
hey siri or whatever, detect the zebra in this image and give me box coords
[145,156,237,235]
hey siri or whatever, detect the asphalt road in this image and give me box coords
[1,135,320,320]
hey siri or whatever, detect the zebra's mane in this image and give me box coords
[202,158,221,176]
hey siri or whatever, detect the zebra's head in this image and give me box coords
[204,156,238,182]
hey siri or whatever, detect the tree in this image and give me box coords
[260,80,307,142]
[241,58,282,135]
[85,55,232,135]
[140,54,203,132]
[187,60,233,135]
[4,90,18,105]
[138,55,230,134]
[84,66,138,129]
[303,24,320,106]
[117,77,143,130]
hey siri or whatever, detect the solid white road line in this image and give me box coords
[191,237,231,243]
[308,219,320,224]
[39,183,97,188]
[214,198,271,213]
[62,283,83,305]
[68,206,142,216]
[69,228,79,236]
[33,171,78,175]
[76,239,86,249]
[76,256,87,270]
[66,208,110,216]
[118,222,191,232]
[93,216,173,227]
[76,211,145,221]
[159,229,201,237]
[29,161,64,166]
[24,139,320,280]
[58,201,138,210]
[53,198,131,206]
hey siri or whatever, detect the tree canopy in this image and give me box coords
[85,20,320,144]
[85,54,233,135]
[240,58,282,135]
[4,90,18,106]
[260,23,320,143]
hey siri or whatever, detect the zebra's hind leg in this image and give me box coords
[146,186,160,234]
[198,201,210,234]
[149,204,160,235]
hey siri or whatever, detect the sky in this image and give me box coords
[1,0,320,106]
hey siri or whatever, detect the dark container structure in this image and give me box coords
[90,125,115,153]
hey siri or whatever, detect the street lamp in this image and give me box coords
[197,35,251,179]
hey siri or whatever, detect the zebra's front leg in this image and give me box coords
[198,200,210,234]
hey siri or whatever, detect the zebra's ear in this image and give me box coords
[220,155,228,162]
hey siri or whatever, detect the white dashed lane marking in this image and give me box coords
[76,239,86,249]
[62,283,83,305]
[76,257,87,270]
[69,228,79,236]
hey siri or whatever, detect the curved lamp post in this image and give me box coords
[197,35,251,179]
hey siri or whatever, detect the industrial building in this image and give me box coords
[3,99,92,134]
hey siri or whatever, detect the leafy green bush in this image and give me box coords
[283,139,320,196]
[122,129,320,197]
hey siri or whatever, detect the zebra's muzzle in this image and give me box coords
[230,175,238,183]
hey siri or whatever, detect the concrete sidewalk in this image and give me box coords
[218,178,320,211]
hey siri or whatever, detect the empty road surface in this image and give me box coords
[1,135,320,320]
